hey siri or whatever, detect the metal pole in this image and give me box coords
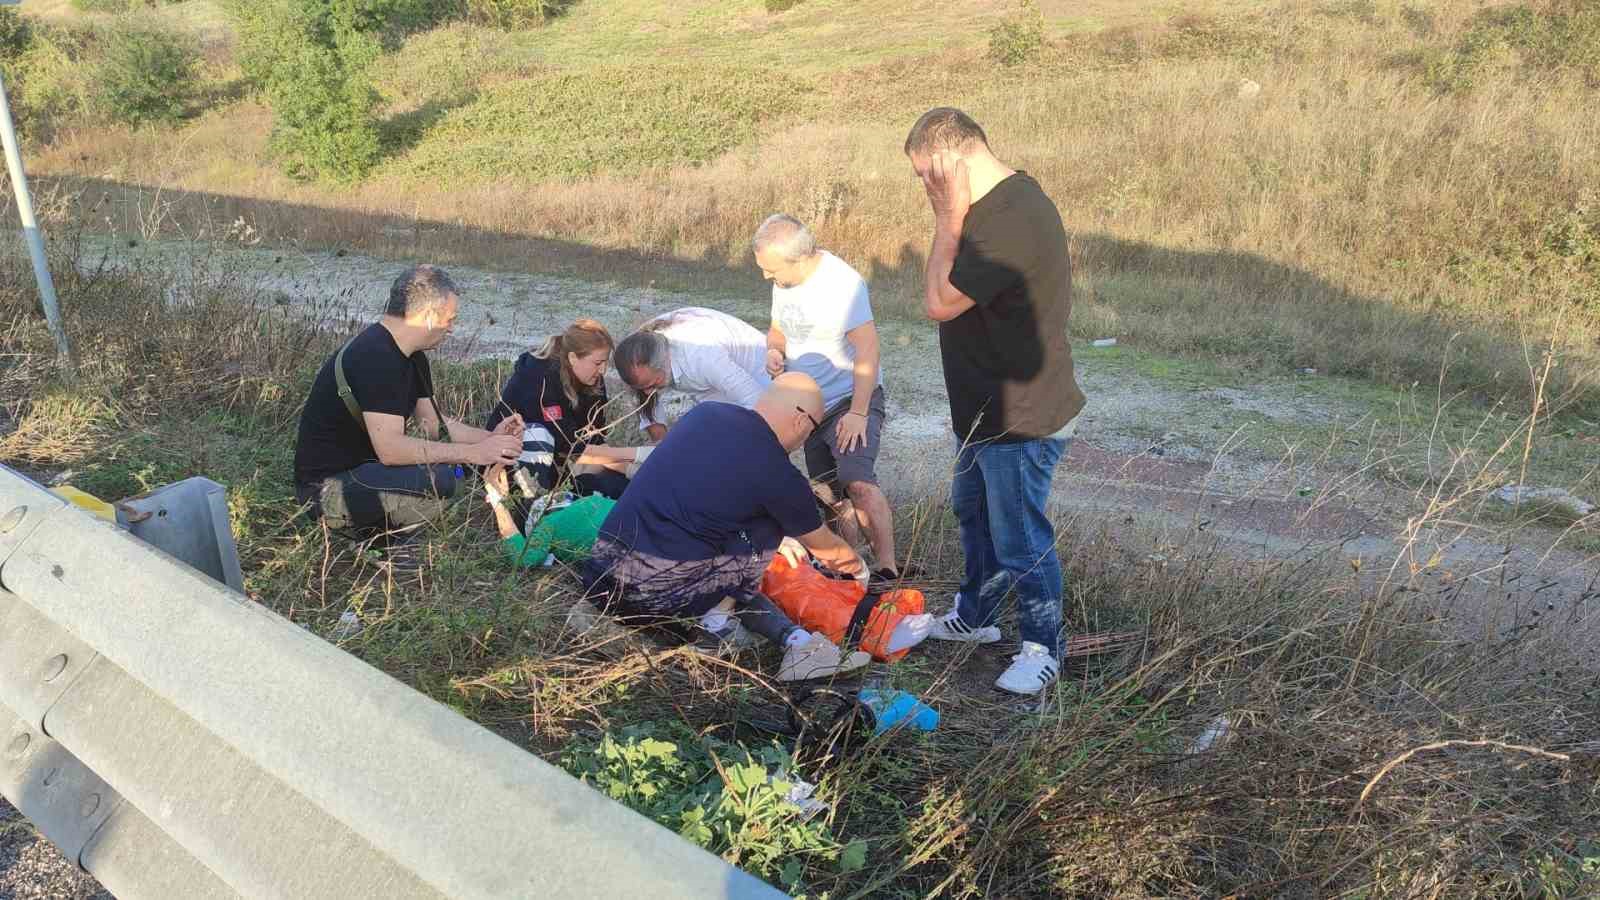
[0,67,74,368]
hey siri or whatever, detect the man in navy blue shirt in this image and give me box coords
[583,373,870,681]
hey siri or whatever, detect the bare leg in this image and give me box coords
[846,481,897,575]
[813,482,866,548]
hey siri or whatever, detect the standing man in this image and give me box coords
[612,307,771,442]
[753,213,903,581]
[293,265,524,539]
[905,108,1087,695]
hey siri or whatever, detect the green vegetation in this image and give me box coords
[1418,0,1600,91]
[386,63,808,184]
[91,16,200,126]
[5,198,1599,896]
[988,0,1045,66]
[562,722,861,892]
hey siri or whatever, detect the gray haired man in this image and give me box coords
[753,214,903,580]
[293,265,524,535]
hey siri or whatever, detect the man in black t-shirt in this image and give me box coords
[293,265,524,535]
[905,107,1087,696]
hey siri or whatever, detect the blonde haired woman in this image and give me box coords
[485,319,651,500]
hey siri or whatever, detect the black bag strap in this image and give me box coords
[335,337,450,442]
[843,590,885,652]
[334,337,365,431]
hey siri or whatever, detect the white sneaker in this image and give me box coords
[995,642,1059,696]
[777,632,871,682]
[928,608,1001,644]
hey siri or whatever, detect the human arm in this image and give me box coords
[795,524,864,577]
[571,443,653,473]
[702,347,769,410]
[483,464,544,568]
[365,411,522,466]
[834,320,880,453]
[766,326,787,376]
[921,153,979,323]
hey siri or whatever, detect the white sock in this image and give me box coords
[784,629,813,648]
[887,614,935,653]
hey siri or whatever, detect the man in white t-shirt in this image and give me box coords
[613,307,772,442]
[753,214,903,580]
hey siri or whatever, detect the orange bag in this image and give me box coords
[760,555,926,662]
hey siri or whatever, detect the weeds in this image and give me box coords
[4,199,1598,896]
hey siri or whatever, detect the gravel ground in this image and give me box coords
[0,802,109,900]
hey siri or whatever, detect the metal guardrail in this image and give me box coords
[0,464,786,899]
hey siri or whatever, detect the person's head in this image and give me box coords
[384,264,460,351]
[755,372,825,453]
[751,213,820,289]
[534,319,614,405]
[614,321,674,421]
[903,106,991,179]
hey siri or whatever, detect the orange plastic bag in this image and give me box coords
[761,555,925,662]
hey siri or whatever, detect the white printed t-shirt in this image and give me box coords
[770,252,881,410]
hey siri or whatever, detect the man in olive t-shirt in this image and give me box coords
[905,107,1087,696]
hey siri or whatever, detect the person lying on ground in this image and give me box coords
[484,319,653,502]
[292,265,524,539]
[482,463,614,569]
[612,306,771,443]
[581,373,871,682]
[754,213,907,582]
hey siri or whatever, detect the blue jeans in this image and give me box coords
[951,437,1068,658]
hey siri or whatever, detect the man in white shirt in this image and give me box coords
[614,307,772,442]
[753,214,903,580]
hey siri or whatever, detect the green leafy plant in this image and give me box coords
[91,18,200,127]
[561,722,863,891]
[764,0,807,13]
[462,0,576,28]
[227,0,389,181]
[988,0,1045,66]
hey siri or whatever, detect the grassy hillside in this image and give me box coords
[9,0,1600,419]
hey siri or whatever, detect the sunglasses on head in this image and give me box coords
[796,406,821,430]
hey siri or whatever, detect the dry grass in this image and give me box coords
[23,1,1600,414]
[4,208,1599,896]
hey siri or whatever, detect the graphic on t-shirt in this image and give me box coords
[777,304,820,342]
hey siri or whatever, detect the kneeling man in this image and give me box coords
[293,265,524,534]
[583,374,870,681]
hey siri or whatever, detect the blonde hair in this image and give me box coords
[533,319,614,406]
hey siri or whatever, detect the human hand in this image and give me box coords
[469,433,523,466]
[777,537,809,568]
[483,463,511,503]
[920,151,971,226]
[766,348,785,377]
[496,414,525,438]
[835,412,867,454]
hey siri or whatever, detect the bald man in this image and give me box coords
[582,373,869,681]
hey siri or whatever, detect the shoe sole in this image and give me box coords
[928,627,1003,645]
[995,670,1058,696]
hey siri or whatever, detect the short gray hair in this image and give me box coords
[385,264,459,318]
[751,213,817,263]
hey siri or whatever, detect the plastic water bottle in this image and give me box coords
[857,689,938,735]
